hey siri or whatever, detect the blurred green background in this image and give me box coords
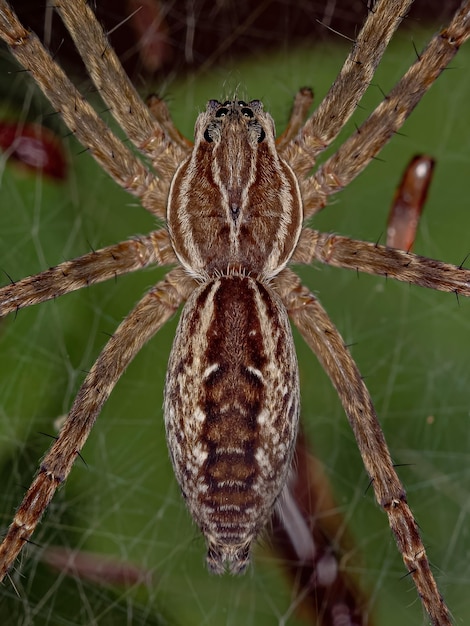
[0,3,469,625]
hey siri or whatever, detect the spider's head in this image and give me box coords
[195,99,275,148]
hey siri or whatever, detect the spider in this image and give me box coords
[0,1,469,624]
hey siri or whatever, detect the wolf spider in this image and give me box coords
[0,1,469,624]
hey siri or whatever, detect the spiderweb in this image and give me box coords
[0,2,469,625]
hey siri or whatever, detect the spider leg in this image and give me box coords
[146,94,193,151]
[0,267,193,582]
[276,87,313,150]
[0,229,176,317]
[300,1,470,218]
[279,267,451,626]
[282,0,413,177]
[54,1,191,175]
[0,1,169,217]
[294,227,470,297]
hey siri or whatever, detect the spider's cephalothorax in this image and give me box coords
[167,99,303,279]
[165,99,302,573]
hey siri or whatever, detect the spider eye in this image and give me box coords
[247,118,266,144]
[249,99,263,111]
[204,128,213,143]
[215,107,229,118]
[241,107,254,118]
[238,100,247,106]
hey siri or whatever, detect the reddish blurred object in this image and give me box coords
[41,546,153,588]
[127,0,172,73]
[272,428,372,625]
[0,120,67,180]
[386,155,435,251]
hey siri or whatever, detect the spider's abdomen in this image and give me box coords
[164,274,299,574]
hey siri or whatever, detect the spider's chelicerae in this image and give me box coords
[0,0,469,624]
